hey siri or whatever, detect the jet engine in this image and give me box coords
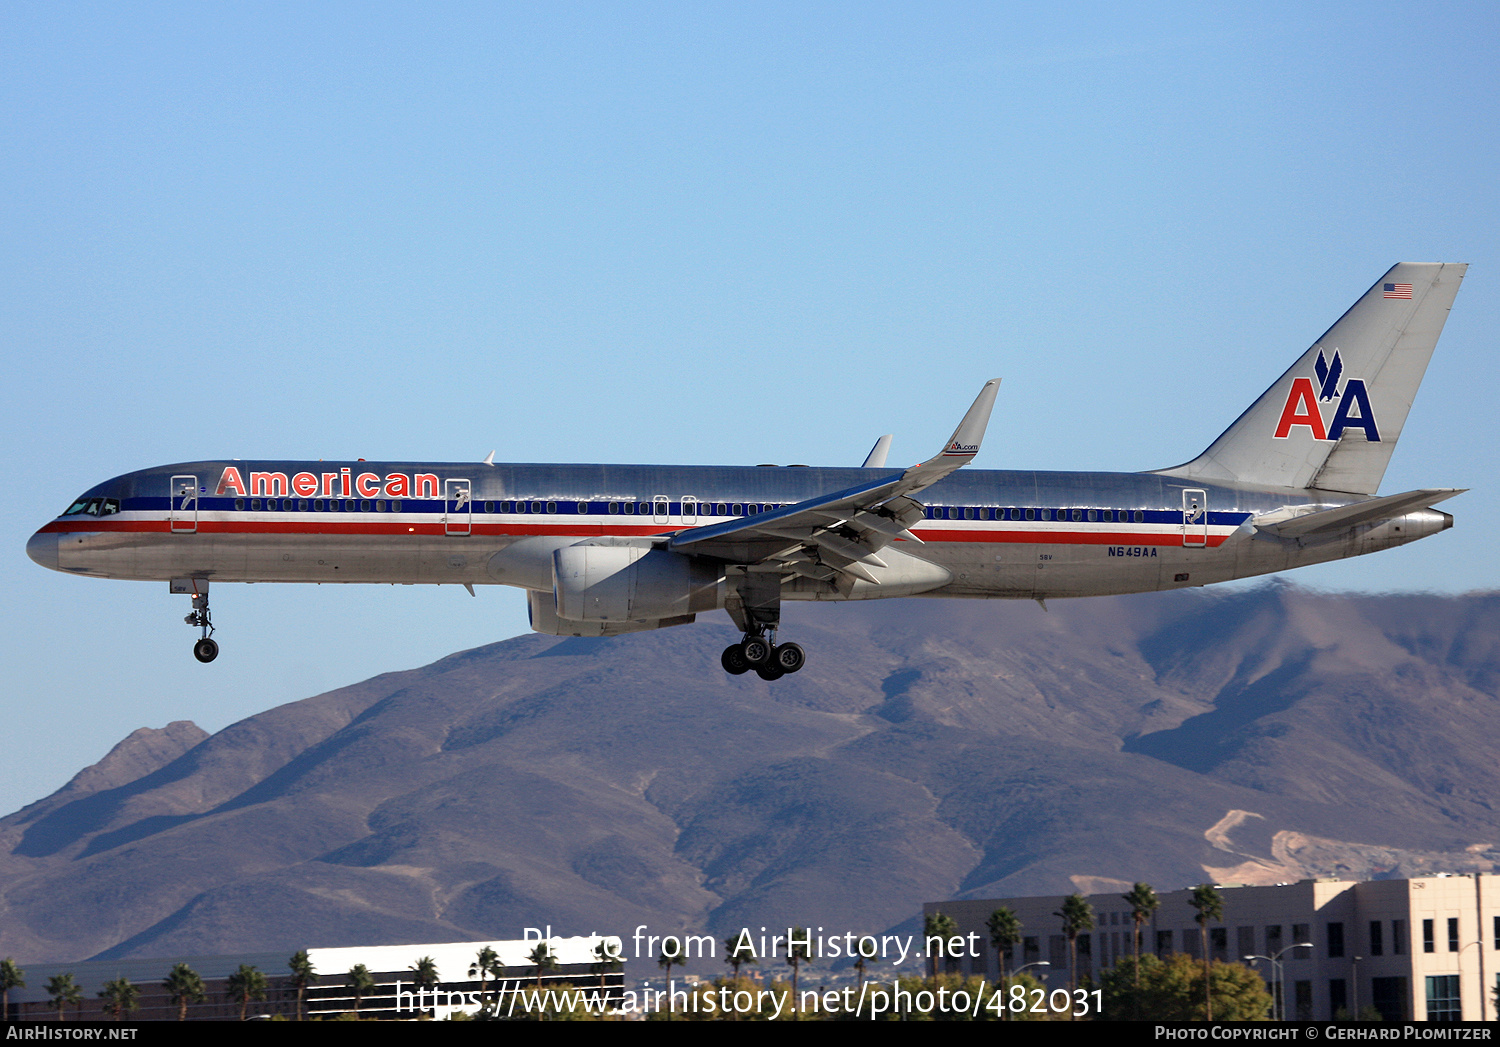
[552,540,724,622]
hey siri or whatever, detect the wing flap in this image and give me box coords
[667,380,999,579]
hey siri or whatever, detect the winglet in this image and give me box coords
[482,450,496,466]
[862,435,893,468]
[896,379,1000,493]
[939,379,1000,463]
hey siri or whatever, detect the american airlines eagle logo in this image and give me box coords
[1273,349,1380,442]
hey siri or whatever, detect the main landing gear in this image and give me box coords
[176,579,218,663]
[721,567,804,680]
[721,634,806,681]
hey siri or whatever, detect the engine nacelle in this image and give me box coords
[527,590,695,637]
[552,541,724,622]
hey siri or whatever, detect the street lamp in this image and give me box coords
[1003,961,1051,1022]
[1351,955,1363,1019]
[1458,940,1486,1022]
[1245,943,1314,1020]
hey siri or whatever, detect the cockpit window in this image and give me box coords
[62,497,120,517]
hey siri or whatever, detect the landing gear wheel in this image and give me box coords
[193,637,219,663]
[740,637,771,667]
[721,644,751,675]
[755,662,786,681]
[772,642,805,674]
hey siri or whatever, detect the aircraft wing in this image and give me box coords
[1255,488,1465,538]
[667,380,999,584]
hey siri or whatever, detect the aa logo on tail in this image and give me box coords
[1273,350,1380,442]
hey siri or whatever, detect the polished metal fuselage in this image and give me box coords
[30,459,1451,603]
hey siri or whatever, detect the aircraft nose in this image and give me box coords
[26,531,59,571]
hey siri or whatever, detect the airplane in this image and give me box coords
[28,263,1467,681]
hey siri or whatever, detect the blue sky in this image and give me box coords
[3,2,1497,816]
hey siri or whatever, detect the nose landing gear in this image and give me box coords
[172,578,218,663]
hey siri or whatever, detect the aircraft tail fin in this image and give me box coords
[1156,263,1466,494]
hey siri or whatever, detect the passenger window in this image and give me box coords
[1088,510,1097,522]
[547,501,557,514]
[236,499,245,511]
[608,502,619,514]
[251,499,262,511]
[360,500,370,511]
[391,501,402,511]
[301,499,310,510]
[346,500,356,511]
[1134,511,1144,523]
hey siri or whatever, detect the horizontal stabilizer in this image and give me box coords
[1256,488,1465,538]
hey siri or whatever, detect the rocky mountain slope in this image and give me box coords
[2,585,1496,962]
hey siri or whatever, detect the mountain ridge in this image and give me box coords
[2,584,1496,963]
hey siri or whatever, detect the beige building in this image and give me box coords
[927,874,1499,1021]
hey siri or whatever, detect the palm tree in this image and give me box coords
[924,911,958,980]
[164,963,206,1022]
[528,942,558,988]
[98,976,140,1021]
[1055,893,1095,992]
[851,944,876,996]
[0,959,25,1021]
[786,927,811,1018]
[410,955,440,993]
[656,943,681,1019]
[1122,882,1159,988]
[469,946,501,1008]
[591,940,622,991]
[45,973,82,1021]
[1189,884,1225,1020]
[724,934,757,981]
[288,950,315,1021]
[226,964,268,1021]
[345,964,375,1017]
[986,907,1022,984]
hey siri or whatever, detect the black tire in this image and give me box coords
[740,638,771,667]
[772,642,805,673]
[193,638,219,663]
[721,644,750,675]
[755,663,785,681]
